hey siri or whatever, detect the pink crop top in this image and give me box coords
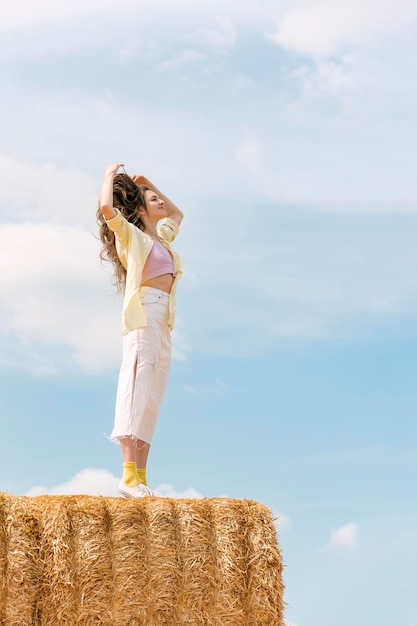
[141,240,176,284]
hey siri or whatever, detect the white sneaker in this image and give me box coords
[118,481,153,498]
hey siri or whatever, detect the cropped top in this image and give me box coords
[141,239,177,284]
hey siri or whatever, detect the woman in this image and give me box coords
[98,163,183,497]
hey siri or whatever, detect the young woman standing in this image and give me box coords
[98,163,183,497]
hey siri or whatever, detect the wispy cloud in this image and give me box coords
[0,154,98,226]
[160,49,206,72]
[327,522,359,550]
[270,0,417,56]
[25,468,119,497]
[155,483,203,498]
[0,220,119,375]
[0,0,197,32]
[236,138,263,169]
[188,17,236,49]
[24,468,203,498]
[275,512,291,532]
[184,378,226,396]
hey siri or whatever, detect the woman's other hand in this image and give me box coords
[105,163,124,177]
[132,174,150,186]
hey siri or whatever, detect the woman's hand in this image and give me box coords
[132,174,150,186]
[105,163,124,177]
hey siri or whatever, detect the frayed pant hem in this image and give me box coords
[105,433,151,447]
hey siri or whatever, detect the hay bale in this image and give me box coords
[0,493,284,625]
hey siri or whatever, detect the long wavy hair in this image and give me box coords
[97,173,150,293]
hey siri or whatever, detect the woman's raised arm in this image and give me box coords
[99,163,124,220]
[132,174,183,226]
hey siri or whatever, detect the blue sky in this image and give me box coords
[1,1,417,624]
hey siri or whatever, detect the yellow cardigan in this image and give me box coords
[105,210,183,334]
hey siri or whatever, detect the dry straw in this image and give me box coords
[0,492,284,625]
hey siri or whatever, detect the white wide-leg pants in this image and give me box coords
[110,287,172,445]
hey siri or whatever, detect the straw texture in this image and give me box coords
[0,493,284,625]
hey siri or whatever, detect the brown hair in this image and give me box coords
[97,173,150,293]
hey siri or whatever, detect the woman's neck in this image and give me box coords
[141,218,159,240]
[144,227,158,240]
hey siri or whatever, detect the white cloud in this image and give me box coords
[236,138,263,169]
[170,319,191,362]
[184,378,226,396]
[0,154,98,226]
[25,468,119,497]
[155,483,203,498]
[0,220,121,374]
[3,0,417,67]
[290,55,356,97]
[24,468,203,498]
[327,522,358,550]
[0,0,199,32]
[189,17,236,49]
[275,513,292,532]
[270,0,417,56]
[160,49,206,72]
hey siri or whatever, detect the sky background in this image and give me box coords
[0,1,417,624]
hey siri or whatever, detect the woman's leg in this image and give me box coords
[119,435,151,495]
[119,437,150,480]
[120,437,139,462]
[134,440,151,468]
[118,438,139,489]
[118,436,152,497]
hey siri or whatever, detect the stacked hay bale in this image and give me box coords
[0,492,284,625]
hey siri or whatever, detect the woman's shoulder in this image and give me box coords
[107,210,150,246]
[158,218,180,243]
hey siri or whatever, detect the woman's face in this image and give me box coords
[143,189,167,220]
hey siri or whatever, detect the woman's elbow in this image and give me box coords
[173,211,183,226]
[100,203,117,220]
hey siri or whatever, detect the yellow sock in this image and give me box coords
[122,462,138,487]
[136,468,147,486]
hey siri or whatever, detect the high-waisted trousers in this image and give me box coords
[110,287,171,445]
